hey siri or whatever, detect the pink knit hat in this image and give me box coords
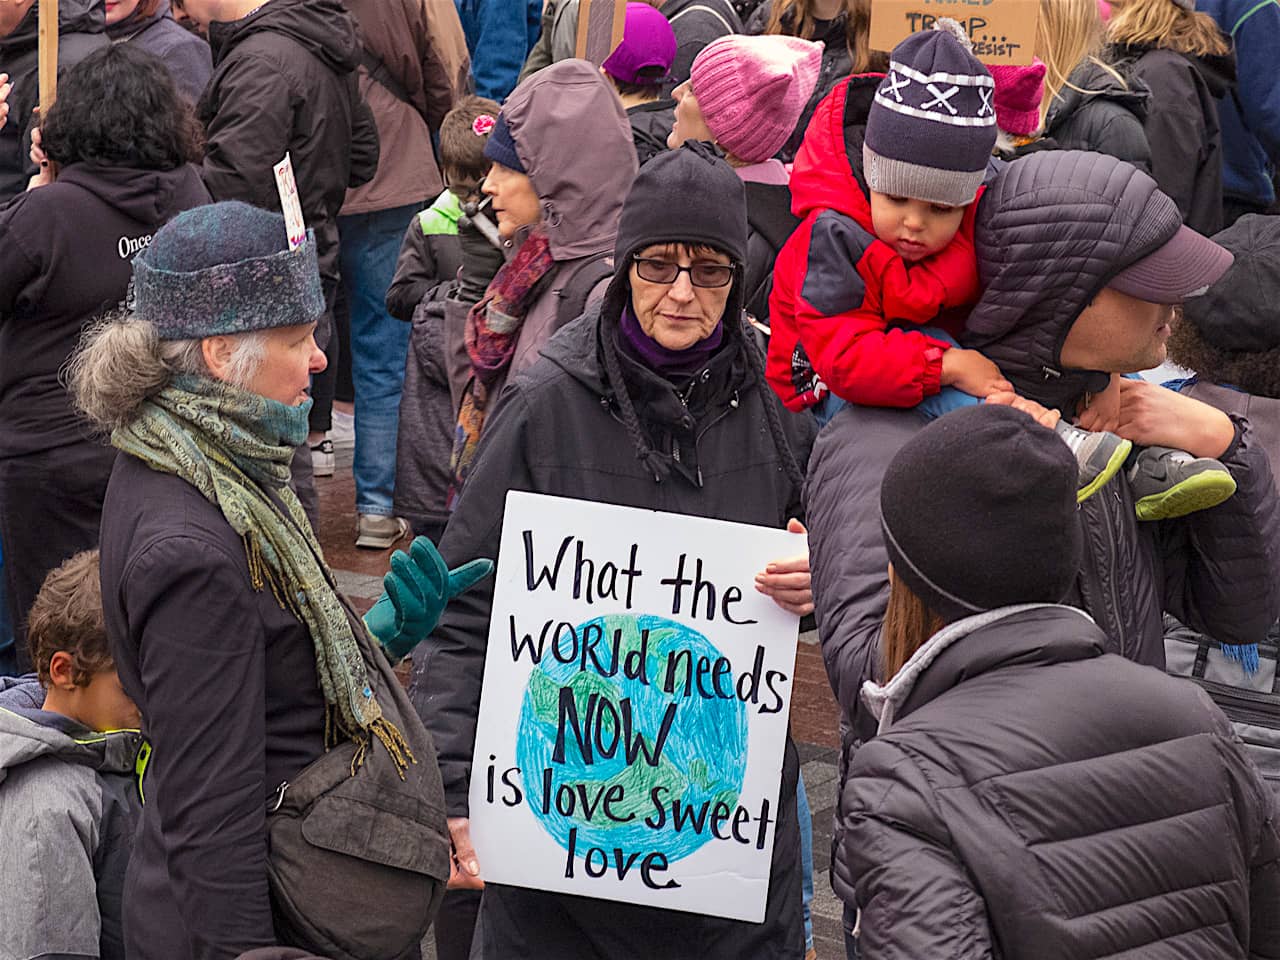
[689,35,823,163]
[988,58,1047,136]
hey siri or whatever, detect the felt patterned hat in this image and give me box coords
[863,21,997,207]
[131,201,324,341]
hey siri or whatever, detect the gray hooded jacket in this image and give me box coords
[806,151,1280,772]
[0,676,143,960]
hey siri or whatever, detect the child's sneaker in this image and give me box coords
[1128,446,1236,520]
[1055,421,1132,503]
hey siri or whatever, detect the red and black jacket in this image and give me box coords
[765,75,982,412]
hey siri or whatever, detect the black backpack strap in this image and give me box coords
[556,255,616,327]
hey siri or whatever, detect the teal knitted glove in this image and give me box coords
[363,537,494,661]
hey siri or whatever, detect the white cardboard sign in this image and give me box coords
[272,152,306,250]
[469,492,801,922]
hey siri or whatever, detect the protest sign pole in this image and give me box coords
[39,0,59,116]
[575,0,627,66]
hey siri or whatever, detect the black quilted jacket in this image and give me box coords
[1043,58,1152,174]
[838,604,1280,959]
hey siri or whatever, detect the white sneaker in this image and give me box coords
[310,437,335,477]
[330,410,355,450]
[356,514,410,549]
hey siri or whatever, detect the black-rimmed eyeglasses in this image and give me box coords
[632,256,735,288]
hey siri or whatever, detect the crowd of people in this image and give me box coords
[0,0,1279,958]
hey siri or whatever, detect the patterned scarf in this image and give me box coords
[113,375,413,775]
[449,228,556,504]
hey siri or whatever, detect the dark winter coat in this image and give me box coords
[0,161,210,459]
[1043,57,1152,173]
[839,604,1280,959]
[1112,43,1234,235]
[99,454,328,960]
[807,150,1280,745]
[627,98,676,166]
[385,191,464,322]
[198,0,379,292]
[0,0,108,203]
[106,0,212,103]
[0,676,144,960]
[745,2,855,163]
[409,302,814,958]
[743,179,799,327]
[661,0,741,86]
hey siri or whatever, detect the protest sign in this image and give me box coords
[576,0,627,66]
[870,0,1040,65]
[469,492,801,922]
[272,154,306,251]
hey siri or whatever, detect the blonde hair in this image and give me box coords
[1036,0,1130,126]
[1107,0,1230,56]
[763,0,887,73]
[880,569,944,681]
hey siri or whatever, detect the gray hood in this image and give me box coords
[502,59,638,261]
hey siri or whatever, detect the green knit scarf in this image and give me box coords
[113,375,412,776]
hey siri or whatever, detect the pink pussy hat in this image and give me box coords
[690,34,823,163]
[988,58,1047,136]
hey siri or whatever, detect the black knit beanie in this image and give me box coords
[613,140,747,268]
[880,405,1082,623]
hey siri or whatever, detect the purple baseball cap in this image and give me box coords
[1107,193,1234,304]
[602,3,676,86]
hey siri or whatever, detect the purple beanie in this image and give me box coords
[603,3,676,85]
[690,34,823,164]
[863,22,997,206]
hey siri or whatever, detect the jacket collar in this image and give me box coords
[861,603,1103,733]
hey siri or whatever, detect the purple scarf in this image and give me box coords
[617,305,724,381]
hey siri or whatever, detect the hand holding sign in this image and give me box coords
[754,518,813,617]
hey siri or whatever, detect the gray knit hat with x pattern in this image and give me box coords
[863,22,997,207]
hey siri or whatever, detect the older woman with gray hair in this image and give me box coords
[72,201,488,960]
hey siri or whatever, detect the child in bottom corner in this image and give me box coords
[766,21,1235,519]
[0,550,143,960]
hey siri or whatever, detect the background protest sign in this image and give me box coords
[469,492,800,921]
[576,0,628,65]
[870,0,1040,65]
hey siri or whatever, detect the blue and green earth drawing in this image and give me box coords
[516,613,749,863]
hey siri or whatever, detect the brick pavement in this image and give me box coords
[317,450,847,958]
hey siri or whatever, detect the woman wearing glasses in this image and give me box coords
[411,142,817,959]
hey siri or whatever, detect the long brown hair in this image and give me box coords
[1107,0,1230,57]
[880,569,945,681]
[763,0,888,74]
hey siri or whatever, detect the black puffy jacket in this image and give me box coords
[1111,43,1234,235]
[1044,57,1151,173]
[198,0,378,291]
[839,604,1280,959]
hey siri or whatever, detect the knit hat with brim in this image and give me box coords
[691,34,823,164]
[863,21,997,206]
[132,201,324,341]
[880,404,1082,623]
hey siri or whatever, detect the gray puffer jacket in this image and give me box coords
[839,604,1280,959]
[0,676,143,960]
[807,150,1280,782]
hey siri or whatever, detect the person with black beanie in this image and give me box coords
[409,142,817,959]
[836,402,1280,960]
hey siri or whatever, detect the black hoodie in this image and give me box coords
[0,161,210,458]
[199,0,378,292]
[0,0,109,203]
[1110,43,1236,236]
